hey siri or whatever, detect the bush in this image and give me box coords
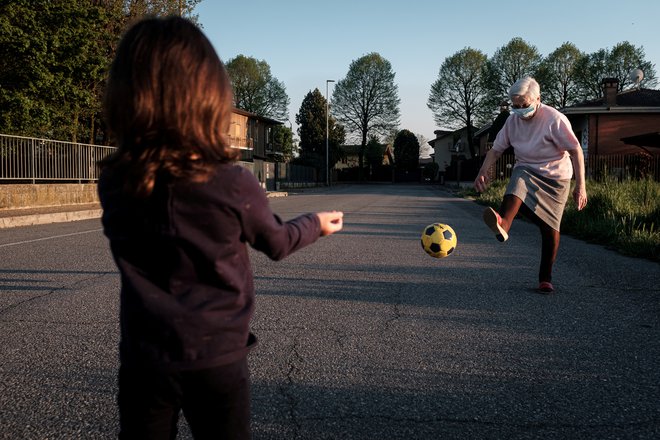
[423,162,439,180]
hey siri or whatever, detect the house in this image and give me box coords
[336,143,394,182]
[337,144,393,169]
[418,156,434,166]
[473,101,511,157]
[229,108,283,190]
[428,127,474,174]
[472,123,491,158]
[336,145,361,169]
[428,129,452,173]
[561,78,660,156]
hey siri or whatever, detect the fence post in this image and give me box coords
[31,138,36,184]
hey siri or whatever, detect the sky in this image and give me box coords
[196,0,660,143]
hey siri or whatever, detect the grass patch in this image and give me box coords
[458,178,660,262]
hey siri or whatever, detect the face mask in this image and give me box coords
[511,103,537,118]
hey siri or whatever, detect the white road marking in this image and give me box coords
[0,229,103,248]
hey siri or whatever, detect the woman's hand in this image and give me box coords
[317,211,344,236]
[474,173,490,193]
[573,185,588,211]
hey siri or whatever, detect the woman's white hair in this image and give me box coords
[509,76,540,100]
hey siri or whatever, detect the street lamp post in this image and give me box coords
[325,79,335,186]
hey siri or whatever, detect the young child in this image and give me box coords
[98,16,343,439]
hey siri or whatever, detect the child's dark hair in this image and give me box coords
[101,16,238,197]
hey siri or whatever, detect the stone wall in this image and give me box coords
[0,184,99,210]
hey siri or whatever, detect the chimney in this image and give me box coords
[602,78,619,107]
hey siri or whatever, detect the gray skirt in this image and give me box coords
[505,166,570,231]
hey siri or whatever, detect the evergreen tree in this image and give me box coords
[393,129,419,172]
[295,88,344,174]
[365,136,383,168]
[271,125,294,162]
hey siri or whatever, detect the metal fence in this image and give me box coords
[276,162,318,186]
[0,134,320,187]
[584,153,660,181]
[494,153,660,182]
[0,134,116,183]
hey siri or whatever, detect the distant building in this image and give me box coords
[337,144,394,169]
[229,108,283,190]
[474,101,511,158]
[428,127,473,173]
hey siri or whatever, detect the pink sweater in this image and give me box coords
[492,103,581,180]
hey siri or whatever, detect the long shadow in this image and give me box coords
[3,355,658,439]
[246,371,660,440]
[0,269,116,292]
[0,269,116,275]
[253,260,533,314]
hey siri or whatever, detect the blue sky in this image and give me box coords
[196,0,660,141]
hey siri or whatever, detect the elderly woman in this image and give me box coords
[474,76,588,294]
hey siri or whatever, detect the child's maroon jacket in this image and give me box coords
[99,163,321,371]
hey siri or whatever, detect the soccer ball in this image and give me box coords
[421,223,457,258]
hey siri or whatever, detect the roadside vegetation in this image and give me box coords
[460,178,660,262]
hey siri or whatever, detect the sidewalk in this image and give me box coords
[0,191,289,229]
[0,203,103,229]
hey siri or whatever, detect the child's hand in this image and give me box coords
[317,211,343,236]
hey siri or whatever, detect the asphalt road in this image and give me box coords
[0,183,658,439]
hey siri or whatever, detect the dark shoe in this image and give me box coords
[483,207,508,242]
[538,281,554,293]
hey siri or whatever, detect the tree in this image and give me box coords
[535,42,583,109]
[427,47,491,157]
[422,161,439,181]
[0,1,116,141]
[124,0,203,23]
[416,133,431,158]
[364,135,386,179]
[608,42,657,90]
[0,0,205,142]
[0,2,50,137]
[574,42,657,101]
[271,125,294,162]
[573,49,609,101]
[226,55,289,121]
[365,135,384,168]
[295,88,344,174]
[392,129,419,172]
[382,128,399,147]
[332,53,400,179]
[485,37,542,102]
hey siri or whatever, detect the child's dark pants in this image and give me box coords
[118,357,251,440]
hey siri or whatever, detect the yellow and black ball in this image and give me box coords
[420,223,457,258]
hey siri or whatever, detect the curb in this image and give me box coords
[266,191,288,198]
[0,209,103,229]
